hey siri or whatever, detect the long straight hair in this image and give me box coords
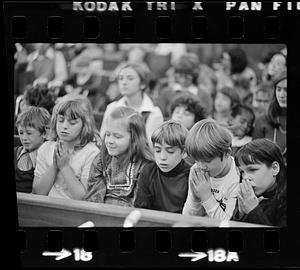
[101,106,153,173]
[50,97,99,148]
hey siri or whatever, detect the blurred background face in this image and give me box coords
[268,54,286,77]
[76,64,91,76]
[174,72,193,88]
[275,79,287,108]
[171,106,195,130]
[118,67,143,97]
[230,111,253,138]
[214,92,231,112]
[128,47,145,64]
[253,90,271,112]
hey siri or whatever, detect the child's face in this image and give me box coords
[118,67,143,97]
[196,155,228,178]
[254,91,270,112]
[238,162,276,197]
[18,126,45,152]
[174,72,193,88]
[230,111,253,138]
[171,106,195,130]
[153,142,184,173]
[275,79,287,108]
[56,115,83,143]
[214,92,231,112]
[105,118,131,157]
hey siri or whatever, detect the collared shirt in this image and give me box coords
[17,147,38,171]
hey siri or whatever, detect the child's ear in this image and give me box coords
[271,161,280,177]
[182,151,187,159]
[43,127,50,140]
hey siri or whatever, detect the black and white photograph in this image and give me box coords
[14,43,287,228]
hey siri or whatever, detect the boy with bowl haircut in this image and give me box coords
[134,120,191,213]
[182,119,240,220]
[15,106,50,193]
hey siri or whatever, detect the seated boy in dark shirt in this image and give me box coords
[15,106,50,193]
[134,120,190,213]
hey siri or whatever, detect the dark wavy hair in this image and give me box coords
[23,84,56,114]
[235,138,286,216]
[170,93,207,123]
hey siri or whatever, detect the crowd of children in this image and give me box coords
[14,43,287,227]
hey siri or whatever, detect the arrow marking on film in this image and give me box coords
[178,251,207,262]
[42,249,72,261]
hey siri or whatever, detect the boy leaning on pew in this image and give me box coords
[182,119,240,221]
[14,106,50,193]
[134,120,191,213]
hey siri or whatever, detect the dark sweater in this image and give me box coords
[134,160,190,213]
[231,187,286,227]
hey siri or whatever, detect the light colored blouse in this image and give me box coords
[34,141,100,199]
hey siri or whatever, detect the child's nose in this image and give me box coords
[160,151,167,160]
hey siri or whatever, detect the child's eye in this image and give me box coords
[114,134,122,139]
[69,120,77,125]
[154,149,161,153]
[167,150,175,154]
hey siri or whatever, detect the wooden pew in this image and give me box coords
[17,192,268,227]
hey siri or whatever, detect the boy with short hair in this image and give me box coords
[15,106,50,193]
[182,119,240,220]
[134,120,191,213]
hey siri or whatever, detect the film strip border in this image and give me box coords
[17,228,284,267]
[3,1,300,268]
[4,2,294,42]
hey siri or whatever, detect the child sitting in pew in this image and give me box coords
[15,106,51,193]
[182,119,240,220]
[84,106,153,207]
[32,97,100,200]
[232,139,286,226]
[134,120,191,213]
